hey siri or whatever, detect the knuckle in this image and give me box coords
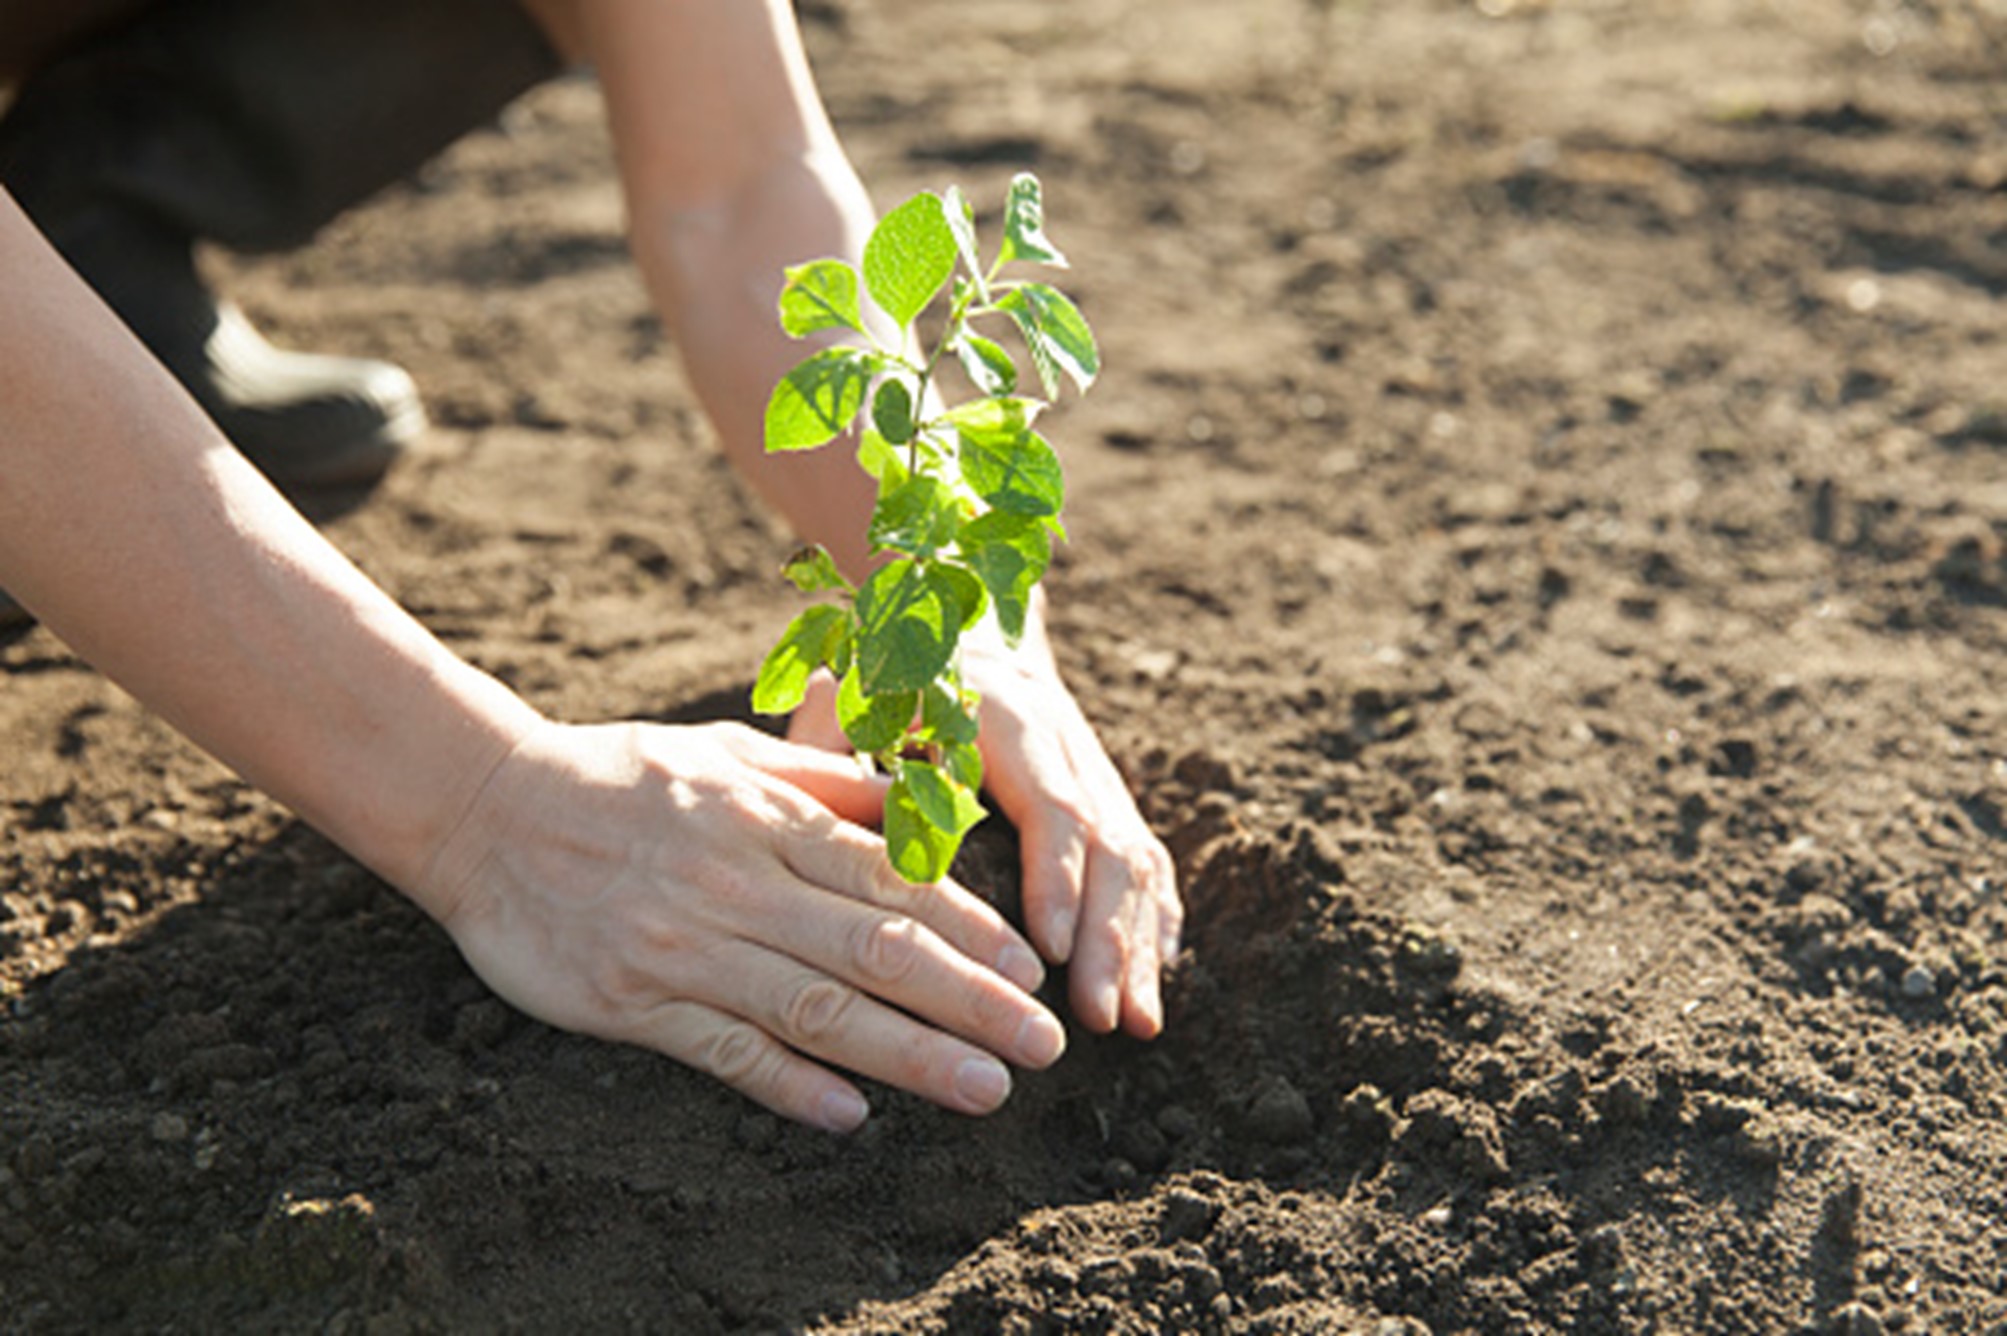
[588,954,663,1024]
[1084,915,1130,963]
[852,914,922,986]
[859,844,921,906]
[963,976,1020,1039]
[780,976,857,1045]
[693,1019,774,1087]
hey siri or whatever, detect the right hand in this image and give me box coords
[415,719,1066,1132]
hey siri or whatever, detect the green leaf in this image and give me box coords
[934,562,988,631]
[940,737,985,794]
[863,193,957,330]
[885,762,986,885]
[872,378,916,445]
[943,186,988,301]
[908,760,986,835]
[856,427,910,487]
[943,395,1042,437]
[997,173,1068,269]
[959,424,1065,519]
[884,774,955,885]
[998,283,1098,396]
[781,545,851,595]
[868,475,961,557]
[952,332,1018,397]
[959,511,1050,644]
[765,347,877,452]
[751,604,848,715]
[777,259,866,338]
[853,560,970,694]
[836,666,917,754]
[920,680,981,746]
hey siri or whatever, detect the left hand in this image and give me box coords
[789,597,1181,1038]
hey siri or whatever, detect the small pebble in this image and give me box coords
[1156,1104,1201,1141]
[1900,965,1936,1000]
[1246,1076,1315,1146]
[150,1113,190,1145]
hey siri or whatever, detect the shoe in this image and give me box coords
[0,0,562,628]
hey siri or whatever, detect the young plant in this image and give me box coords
[753,173,1098,885]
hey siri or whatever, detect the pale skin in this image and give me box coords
[0,0,1180,1131]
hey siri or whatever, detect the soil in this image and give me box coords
[6,0,2007,1331]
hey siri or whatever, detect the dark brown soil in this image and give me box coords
[7,1,2007,1331]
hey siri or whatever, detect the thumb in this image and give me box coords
[727,723,887,828]
[786,669,850,754]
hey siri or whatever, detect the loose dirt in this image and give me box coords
[5,1,2007,1330]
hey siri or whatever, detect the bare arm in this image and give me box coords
[0,188,537,893]
[579,0,883,573]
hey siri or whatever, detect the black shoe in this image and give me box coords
[40,200,425,496]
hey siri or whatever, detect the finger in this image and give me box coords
[1021,801,1089,963]
[975,699,1088,962]
[1068,841,1137,1034]
[708,939,1053,1116]
[1158,870,1186,964]
[1121,886,1165,1040]
[637,996,873,1133]
[770,795,1048,995]
[785,669,849,755]
[716,722,886,827]
[765,892,1065,1070]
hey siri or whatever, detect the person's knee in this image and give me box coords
[0,0,155,86]
[517,0,588,66]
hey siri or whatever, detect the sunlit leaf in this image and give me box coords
[751,604,848,715]
[920,680,981,747]
[836,666,917,754]
[997,283,1098,396]
[997,173,1067,269]
[853,560,970,693]
[781,545,851,595]
[765,347,877,452]
[885,762,985,884]
[778,259,866,338]
[868,475,961,557]
[959,511,1050,644]
[872,378,916,445]
[856,427,909,487]
[943,186,987,301]
[864,193,957,330]
[952,332,1019,397]
[959,425,1065,519]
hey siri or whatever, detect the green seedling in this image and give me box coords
[754,172,1098,884]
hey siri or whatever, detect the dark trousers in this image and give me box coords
[0,0,561,252]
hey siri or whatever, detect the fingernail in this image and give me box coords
[1047,908,1076,963]
[817,1088,870,1134]
[1093,977,1121,1033]
[1016,1010,1066,1068]
[954,1055,1012,1112]
[1140,974,1164,1037]
[997,943,1045,992]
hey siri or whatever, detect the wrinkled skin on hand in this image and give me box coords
[420,719,1068,1132]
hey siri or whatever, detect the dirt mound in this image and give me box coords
[8,0,2007,1330]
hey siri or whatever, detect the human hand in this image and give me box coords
[415,719,1066,1132]
[791,599,1182,1040]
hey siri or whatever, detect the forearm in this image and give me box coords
[0,193,540,904]
[580,0,882,576]
[631,151,884,574]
